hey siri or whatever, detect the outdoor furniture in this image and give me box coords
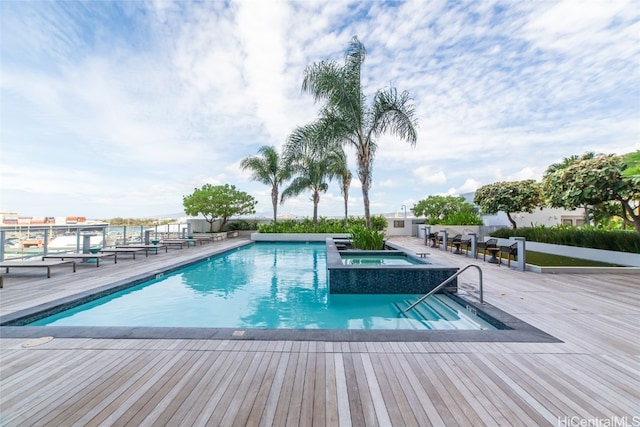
[42,252,117,267]
[476,238,498,261]
[459,236,472,255]
[498,243,518,267]
[189,234,222,244]
[161,239,195,249]
[0,259,76,285]
[486,247,500,264]
[100,247,147,260]
[115,244,168,255]
[447,234,462,253]
[428,232,442,248]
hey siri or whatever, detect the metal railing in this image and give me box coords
[0,223,190,261]
[403,264,484,313]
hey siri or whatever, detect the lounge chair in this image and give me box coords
[476,238,498,261]
[498,243,518,267]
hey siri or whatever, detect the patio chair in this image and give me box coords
[447,234,462,253]
[428,232,442,248]
[498,242,518,267]
[476,238,498,261]
[460,236,472,255]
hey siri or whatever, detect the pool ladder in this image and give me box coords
[403,264,484,313]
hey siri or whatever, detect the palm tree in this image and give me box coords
[240,146,290,229]
[301,36,418,227]
[282,125,345,225]
[337,155,352,225]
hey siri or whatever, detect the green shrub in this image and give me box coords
[256,215,388,234]
[226,220,259,231]
[349,225,385,250]
[440,211,483,225]
[490,225,640,253]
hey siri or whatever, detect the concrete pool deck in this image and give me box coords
[1,236,639,425]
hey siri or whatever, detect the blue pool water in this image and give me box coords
[341,254,423,265]
[31,242,494,330]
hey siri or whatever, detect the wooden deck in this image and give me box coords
[1,236,639,426]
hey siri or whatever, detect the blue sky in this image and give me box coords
[1,0,639,219]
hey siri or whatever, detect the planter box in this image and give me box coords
[251,233,350,242]
[493,238,640,268]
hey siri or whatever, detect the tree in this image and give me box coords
[282,125,345,225]
[183,184,256,232]
[301,36,418,228]
[240,146,290,228]
[542,153,640,233]
[473,180,543,230]
[622,150,640,179]
[544,152,597,225]
[412,195,480,224]
[339,166,352,226]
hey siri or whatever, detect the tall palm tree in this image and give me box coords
[301,36,418,227]
[282,125,345,225]
[337,154,352,225]
[240,145,290,228]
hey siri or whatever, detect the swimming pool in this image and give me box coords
[29,242,495,331]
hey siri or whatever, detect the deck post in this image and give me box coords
[469,233,477,258]
[424,226,431,246]
[440,230,447,251]
[43,229,49,256]
[0,230,5,262]
[515,237,526,271]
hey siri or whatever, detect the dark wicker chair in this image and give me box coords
[498,242,518,267]
[447,234,462,253]
[476,238,498,261]
[460,236,472,255]
[428,232,443,248]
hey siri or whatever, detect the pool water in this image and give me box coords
[31,242,494,330]
[340,254,423,265]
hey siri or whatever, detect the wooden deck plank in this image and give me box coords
[322,353,340,427]
[240,351,281,427]
[193,351,254,426]
[256,352,290,427]
[284,348,308,426]
[299,352,317,426]
[215,352,269,427]
[163,350,231,426]
[271,352,300,426]
[77,350,190,427]
[341,353,367,426]
[470,353,556,425]
[144,349,223,426]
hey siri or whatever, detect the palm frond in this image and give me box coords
[371,88,418,145]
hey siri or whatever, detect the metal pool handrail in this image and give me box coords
[403,264,484,313]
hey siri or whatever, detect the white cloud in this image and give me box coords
[1,0,638,218]
[412,166,447,185]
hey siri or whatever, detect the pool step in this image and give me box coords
[400,296,483,330]
[392,302,426,330]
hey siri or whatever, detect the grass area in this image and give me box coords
[523,251,621,267]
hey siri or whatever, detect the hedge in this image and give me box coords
[490,226,640,254]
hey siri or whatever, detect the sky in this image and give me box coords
[1,0,639,220]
